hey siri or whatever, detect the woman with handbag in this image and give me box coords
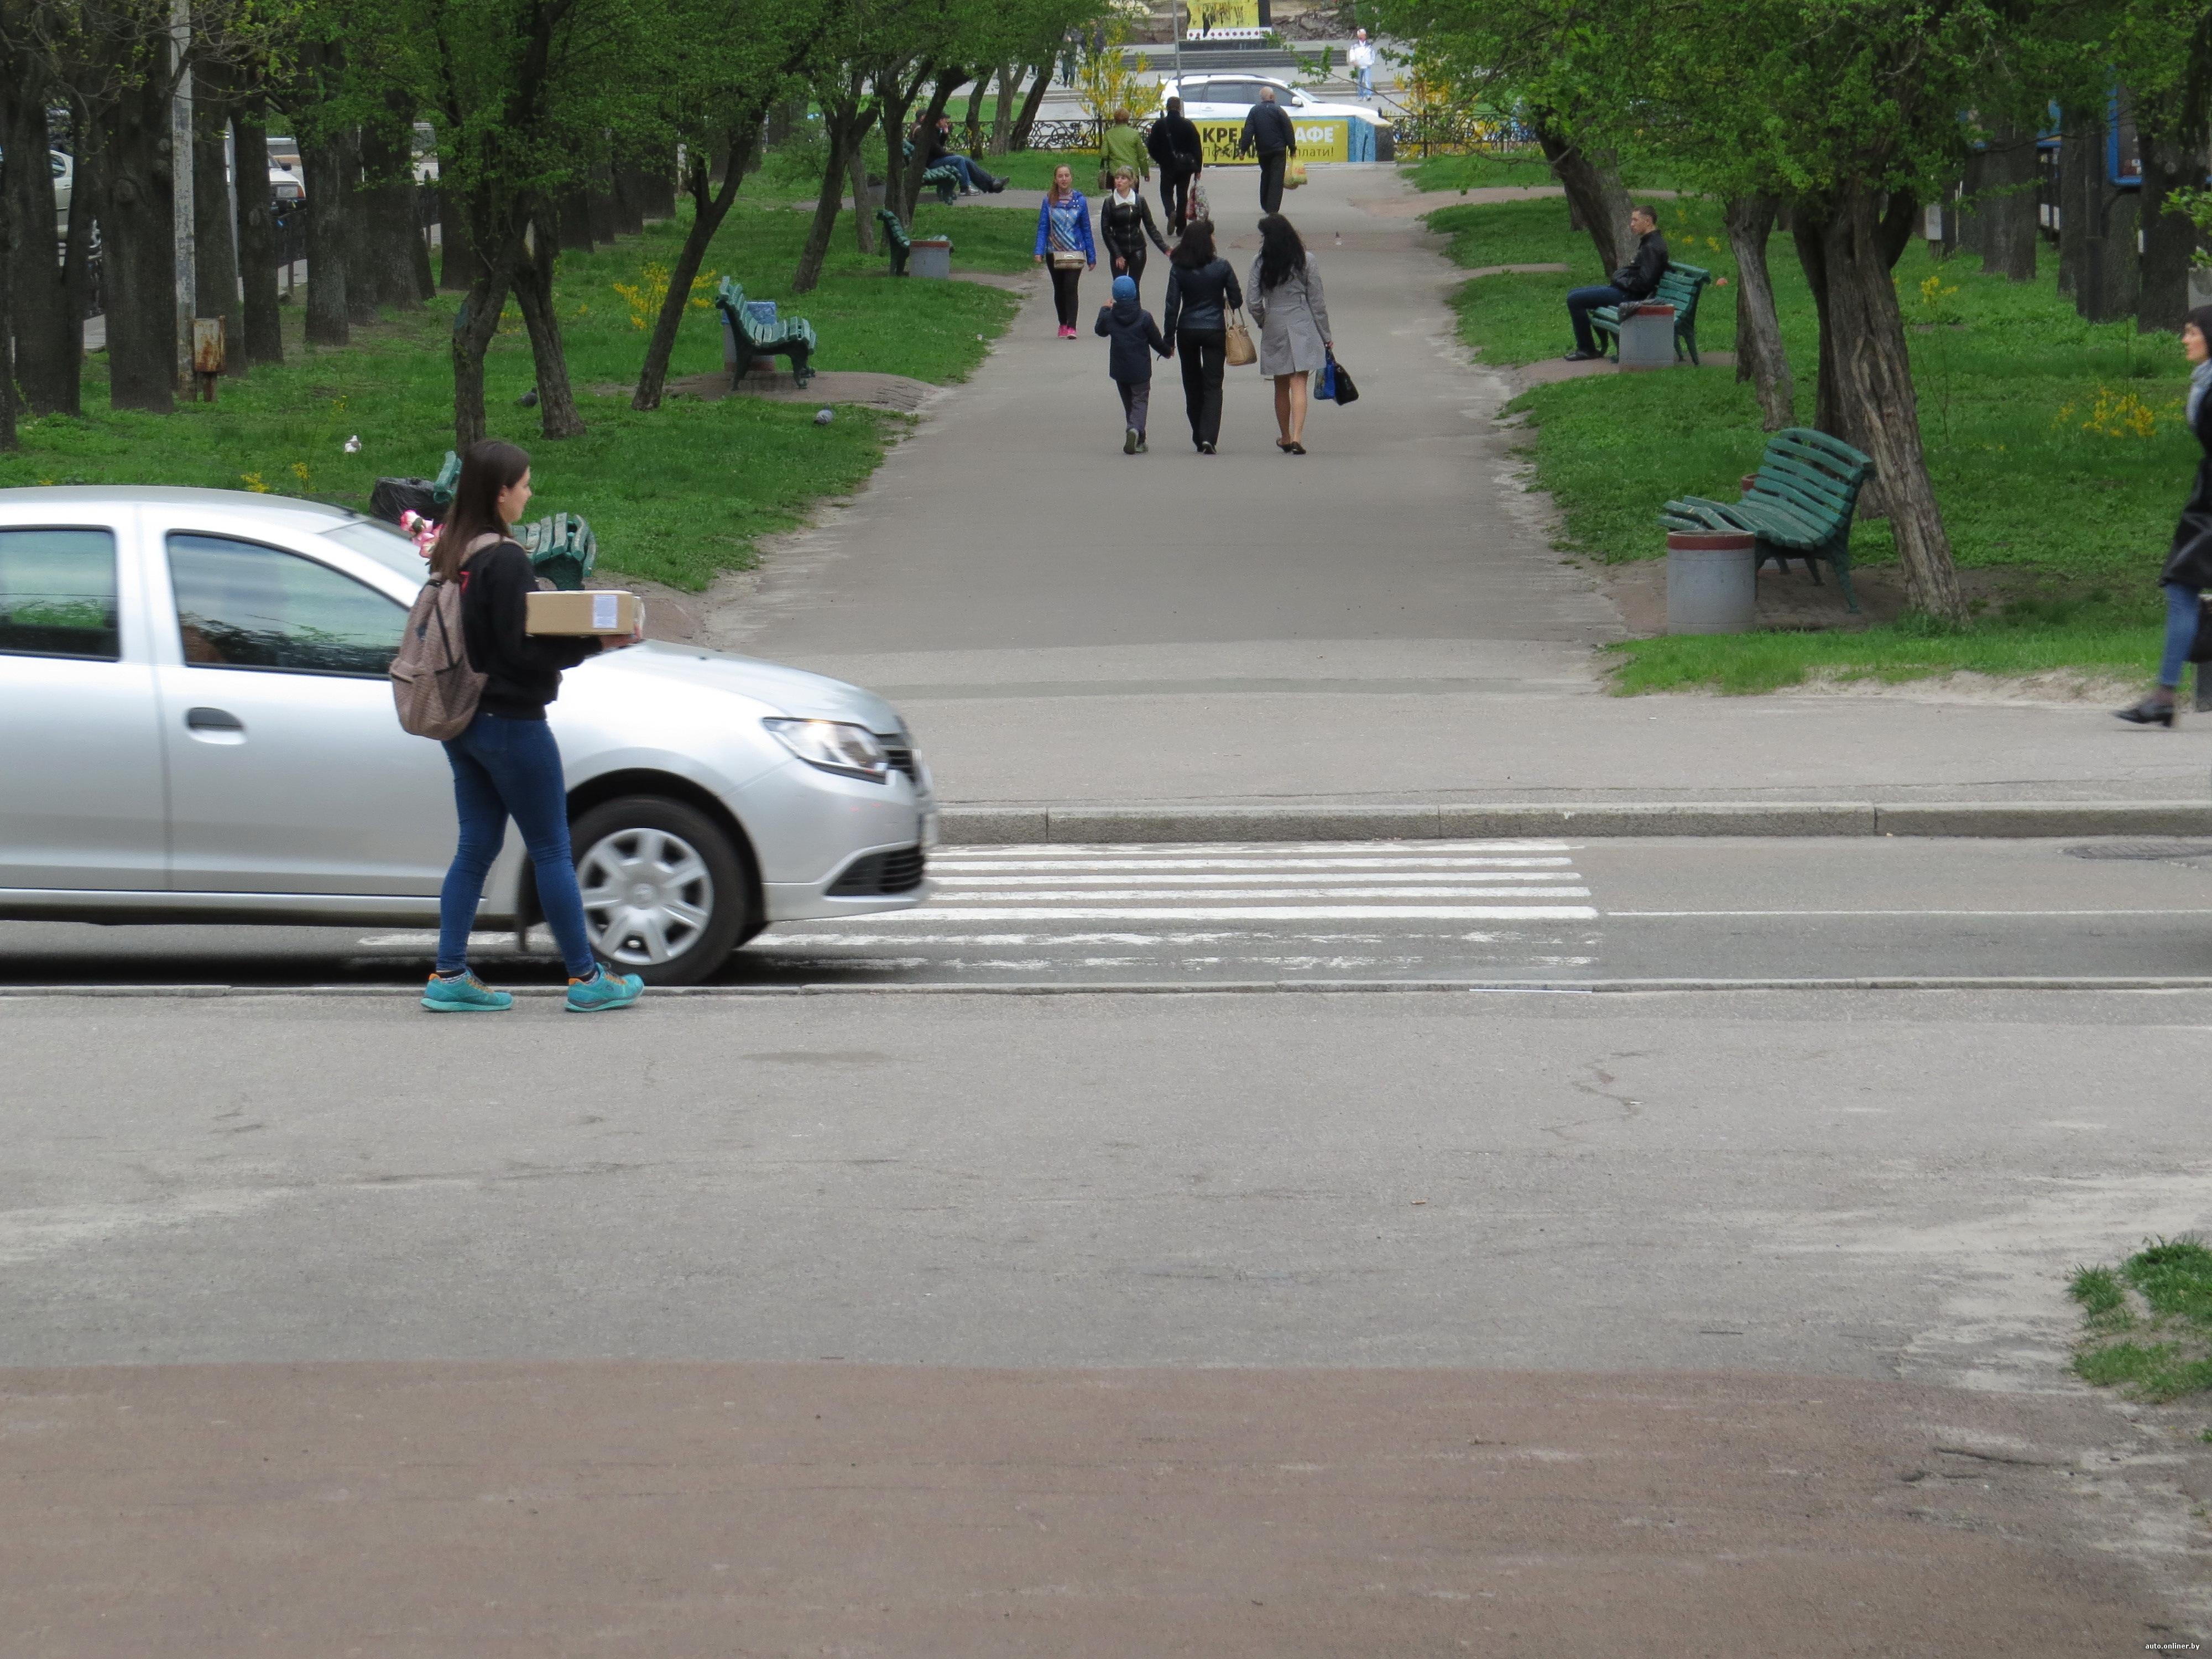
[1033,164,1097,339]
[1098,165,1170,303]
[1161,217,1243,455]
[2119,306,2212,725]
[1246,213,1332,455]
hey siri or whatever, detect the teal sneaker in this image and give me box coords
[421,971,514,1013]
[565,966,644,1013]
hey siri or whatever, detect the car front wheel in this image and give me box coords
[570,795,753,986]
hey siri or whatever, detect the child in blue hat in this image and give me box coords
[1094,272,1171,453]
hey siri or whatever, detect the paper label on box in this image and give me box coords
[592,593,617,630]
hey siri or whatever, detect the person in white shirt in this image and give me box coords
[1347,29,1377,100]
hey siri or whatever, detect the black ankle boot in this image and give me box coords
[2116,695,2177,727]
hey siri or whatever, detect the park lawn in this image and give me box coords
[1404,149,1689,196]
[0,199,1026,591]
[1427,191,2192,690]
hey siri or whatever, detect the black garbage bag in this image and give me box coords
[369,476,441,526]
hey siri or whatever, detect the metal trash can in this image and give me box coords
[910,236,953,279]
[1666,529,1757,634]
[1618,302,1677,371]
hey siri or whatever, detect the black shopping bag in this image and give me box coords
[1325,348,1358,406]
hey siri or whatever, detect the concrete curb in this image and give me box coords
[938,801,2212,843]
[10,977,2212,999]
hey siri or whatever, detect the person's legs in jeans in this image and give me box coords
[1357,64,1373,97]
[448,713,602,978]
[1258,151,1286,215]
[1564,284,1629,354]
[1118,379,1138,440]
[2159,582,2203,691]
[437,734,509,974]
[1127,379,1150,442]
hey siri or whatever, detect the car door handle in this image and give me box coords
[185,707,244,731]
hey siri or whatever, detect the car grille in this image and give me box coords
[826,845,926,897]
[879,738,918,785]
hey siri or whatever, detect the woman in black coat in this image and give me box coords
[2119,305,2212,725]
[1161,218,1243,454]
[1097,165,1169,302]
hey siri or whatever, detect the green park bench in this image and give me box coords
[1658,427,1877,611]
[425,450,597,589]
[899,139,966,205]
[714,276,816,388]
[1590,262,1713,366]
[877,206,914,275]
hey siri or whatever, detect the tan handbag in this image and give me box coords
[1224,308,1257,367]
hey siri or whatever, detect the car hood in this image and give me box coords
[582,640,906,733]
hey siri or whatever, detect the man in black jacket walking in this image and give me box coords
[1563,205,1667,361]
[1147,97,1206,231]
[1237,87,1297,216]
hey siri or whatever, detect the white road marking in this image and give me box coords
[933,856,1577,871]
[816,906,1600,921]
[1609,910,2212,918]
[929,887,1593,901]
[932,870,1576,885]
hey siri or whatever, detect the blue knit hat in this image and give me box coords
[1112,274,1137,301]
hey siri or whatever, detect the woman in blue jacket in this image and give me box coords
[1032,164,1097,338]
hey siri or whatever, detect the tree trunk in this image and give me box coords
[794,104,859,294]
[990,64,1018,154]
[190,68,244,381]
[643,153,677,218]
[965,71,988,156]
[299,126,350,346]
[587,160,618,243]
[557,185,593,251]
[1009,60,1052,150]
[0,55,19,450]
[359,106,424,312]
[4,64,82,415]
[2058,109,2090,299]
[342,124,380,326]
[2138,133,2195,334]
[879,67,926,215]
[611,161,646,235]
[411,199,436,301]
[1792,211,1838,440]
[1814,191,1960,620]
[635,122,767,411]
[847,138,875,253]
[1724,194,1792,430]
[512,213,585,438]
[451,265,509,450]
[1530,112,1629,275]
[234,93,284,366]
[1980,123,2039,282]
[440,188,481,290]
[100,70,177,413]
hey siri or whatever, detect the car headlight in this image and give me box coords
[763,718,891,782]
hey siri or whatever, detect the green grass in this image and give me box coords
[1,199,1028,591]
[1425,191,2193,690]
[1404,148,1687,195]
[2069,1238,2212,1401]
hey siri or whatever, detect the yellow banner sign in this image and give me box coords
[1191,118,1350,165]
[1186,0,1261,33]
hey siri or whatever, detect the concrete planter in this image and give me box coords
[1618,303,1678,371]
[910,237,953,280]
[1666,529,1757,634]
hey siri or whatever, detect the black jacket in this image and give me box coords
[459,540,599,720]
[2164,386,2212,586]
[1610,229,1670,300]
[1238,101,1296,158]
[1147,112,1203,173]
[1162,257,1243,338]
[1094,298,1171,382]
[1098,194,1169,264]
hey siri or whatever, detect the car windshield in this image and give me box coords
[321,518,427,587]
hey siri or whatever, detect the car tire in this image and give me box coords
[569,795,753,987]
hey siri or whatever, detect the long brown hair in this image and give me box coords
[429,439,530,581]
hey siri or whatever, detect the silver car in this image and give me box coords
[0,487,936,983]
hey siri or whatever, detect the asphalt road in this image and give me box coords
[14,834,2212,988]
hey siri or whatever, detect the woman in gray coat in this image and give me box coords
[1247,213,1332,454]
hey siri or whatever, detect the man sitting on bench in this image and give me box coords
[922,114,1008,195]
[1563,204,1668,362]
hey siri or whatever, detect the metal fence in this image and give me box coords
[1391,109,1535,161]
[1022,118,1109,152]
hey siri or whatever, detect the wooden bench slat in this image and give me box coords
[1655,428,1876,612]
[1587,260,1712,366]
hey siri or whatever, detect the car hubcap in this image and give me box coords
[577,827,714,966]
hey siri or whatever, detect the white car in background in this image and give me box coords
[1161,75,1394,161]
[0,488,938,984]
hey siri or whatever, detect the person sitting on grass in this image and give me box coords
[922,114,1008,194]
[1562,205,1668,363]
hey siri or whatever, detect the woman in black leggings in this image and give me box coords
[1161,218,1243,453]
[1032,164,1097,338]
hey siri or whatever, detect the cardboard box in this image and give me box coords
[525,589,643,637]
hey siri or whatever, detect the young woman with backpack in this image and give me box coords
[418,440,645,1014]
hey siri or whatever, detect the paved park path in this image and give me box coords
[716,164,2212,810]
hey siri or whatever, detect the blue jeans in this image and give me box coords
[2161,582,2203,688]
[938,155,993,191]
[437,712,597,977]
[1567,284,1630,354]
[1355,65,1374,97]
